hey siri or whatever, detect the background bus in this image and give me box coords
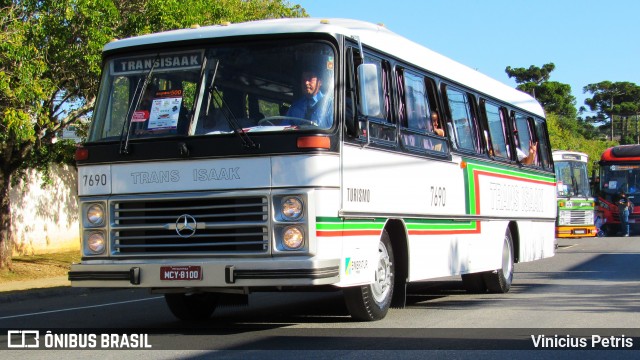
[69,18,556,322]
[552,151,596,238]
[595,145,640,236]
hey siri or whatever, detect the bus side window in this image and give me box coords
[482,101,509,159]
[443,85,479,153]
[353,53,396,143]
[533,118,552,169]
[513,112,536,166]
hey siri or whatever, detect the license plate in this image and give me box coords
[573,229,586,235]
[160,266,202,281]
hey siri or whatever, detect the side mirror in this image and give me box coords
[357,64,381,117]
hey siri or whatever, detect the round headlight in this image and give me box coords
[87,232,106,254]
[282,226,304,250]
[281,197,303,220]
[87,204,105,226]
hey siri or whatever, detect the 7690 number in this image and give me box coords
[83,174,107,187]
[430,186,446,207]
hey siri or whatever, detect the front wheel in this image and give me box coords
[164,292,219,321]
[483,228,514,293]
[343,230,395,321]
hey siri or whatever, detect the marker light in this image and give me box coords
[75,147,89,161]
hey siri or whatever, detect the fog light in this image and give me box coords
[86,204,104,226]
[87,232,106,254]
[283,226,304,250]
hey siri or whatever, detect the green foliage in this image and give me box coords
[583,81,640,141]
[505,63,577,118]
[546,113,616,173]
[505,63,555,85]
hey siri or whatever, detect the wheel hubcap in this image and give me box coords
[372,241,392,303]
[502,235,513,280]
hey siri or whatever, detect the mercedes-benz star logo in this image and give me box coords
[175,214,197,238]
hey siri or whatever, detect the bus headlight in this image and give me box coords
[86,204,105,226]
[87,232,106,254]
[282,226,304,250]
[281,197,303,221]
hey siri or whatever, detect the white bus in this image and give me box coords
[69,18,556,321]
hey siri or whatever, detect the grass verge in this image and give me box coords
[0,251,81,283]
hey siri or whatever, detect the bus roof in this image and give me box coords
[104,18,545,118]
[601,144,640,162]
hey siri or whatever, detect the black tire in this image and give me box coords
[164,292,219,321]
[461,272,487,293]
[343,230,395,321]
[483,228,514,293]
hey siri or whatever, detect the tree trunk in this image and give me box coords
[0,170,13,269]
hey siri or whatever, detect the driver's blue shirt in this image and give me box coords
[286,92,333,128]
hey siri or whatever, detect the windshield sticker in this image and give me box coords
[148,91,182,130]
[132,110,149,122]
[112,51,203,75]
[609,180,618,189]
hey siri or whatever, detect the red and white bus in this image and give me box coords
[596,145,640,236]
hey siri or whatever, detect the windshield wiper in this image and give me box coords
[119,56,158,155]
[203,61,258,149]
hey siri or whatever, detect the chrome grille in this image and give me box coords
[110,195,269,256]
[567,210,594,226]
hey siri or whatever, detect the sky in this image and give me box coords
[296,0,640,116]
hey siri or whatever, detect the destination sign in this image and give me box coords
[112,51,203,74]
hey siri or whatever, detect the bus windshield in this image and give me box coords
[88,40,335,142]
[555,160,590,197]
[600,164,640,196]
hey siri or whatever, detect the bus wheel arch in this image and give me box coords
[343,219,407,321]
[385,219,409,308]
[507,221,520,264]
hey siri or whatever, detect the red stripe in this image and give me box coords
[408,228,480,235]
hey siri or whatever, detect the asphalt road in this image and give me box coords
[1,236,640,358]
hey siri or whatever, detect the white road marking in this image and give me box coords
[0,296,164,320]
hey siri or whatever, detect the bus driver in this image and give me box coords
[287,66,333,128]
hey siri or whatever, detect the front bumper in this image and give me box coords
[69,258,340,288]
[556,226,597,238]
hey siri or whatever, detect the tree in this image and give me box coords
[0,0,307,269]
[583,81,640,141]
[505,63,555,99]
[505,63,576,118]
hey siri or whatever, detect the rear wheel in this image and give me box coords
[483,228,514,293]
[164,292,219,321]
[344,231,395,321]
